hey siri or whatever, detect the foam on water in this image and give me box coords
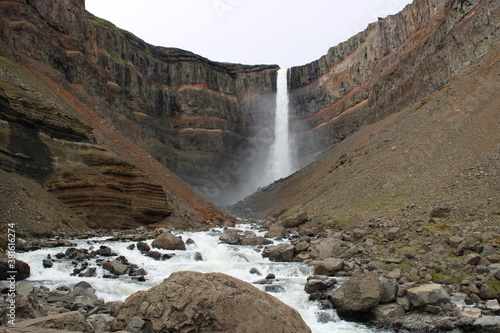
[18,225,379,332]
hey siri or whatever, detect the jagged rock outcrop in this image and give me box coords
[0,0,279,206]
[112,271,311,332]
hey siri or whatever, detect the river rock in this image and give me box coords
[103,260,128,275]
[311,258,344,276]
[219,228,243,244]
[264,222,288,239]
[0,258,30,281]
[15,311,92,332]
[152,232,186,250]
[42,259,53,268]
[281,211,308,228]
[240,236,273,246]
[304,276,336,294]
[329,273,382,314]
[137,241,151,252]
[406,284,451,307]
[112,271,311,332]
[473,316,500,332]
[371,303,405,319]
[262,244,295,262]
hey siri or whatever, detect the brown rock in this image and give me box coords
[264,222,288,239]
[262,244,295,262]
[112,271,311,332]
[464,253,481,265]
[0,258,30,281]
[329,273,382,314]
[406,284,451,307]
[371,303,405,319]
[16,311,92,332]
[281,211,308,228]
[311,258,344,276]
[152,232,186,250]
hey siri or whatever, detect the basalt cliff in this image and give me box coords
[0,0,499,240]
[234,0,499,224]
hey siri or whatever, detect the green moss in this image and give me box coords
[0,56,62,107]
[486,280,500,294]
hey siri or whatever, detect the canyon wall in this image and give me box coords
[1,0,272,232]
[233,0,499,221]
[0,0,279,208]
[288,0,497,169]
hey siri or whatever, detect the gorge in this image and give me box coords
[0,0,499,332]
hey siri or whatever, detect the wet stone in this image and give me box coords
[42,259,53,268]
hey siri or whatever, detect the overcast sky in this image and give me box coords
[85,0,413,68]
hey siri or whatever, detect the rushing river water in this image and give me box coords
[17,225,377,333]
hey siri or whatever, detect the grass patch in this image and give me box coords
[486,280,500,295]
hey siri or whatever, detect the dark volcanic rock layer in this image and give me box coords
[0,0,249,233]
[288,0,498,168]
[0,0,279,207]
[233,0,499,221]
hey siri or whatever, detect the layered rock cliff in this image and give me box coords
[1,0,260,233]
[288,0,498,168]
[0,0,279,210]
[233,0,500,221]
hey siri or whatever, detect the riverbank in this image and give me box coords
[1,212,499,332]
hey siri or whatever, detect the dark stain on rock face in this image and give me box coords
[6,122,54,182]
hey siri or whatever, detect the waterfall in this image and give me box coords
[269,68,292,180]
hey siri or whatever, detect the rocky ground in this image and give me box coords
[1,210,499,332]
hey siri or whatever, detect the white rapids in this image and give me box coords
[17,225,377,333]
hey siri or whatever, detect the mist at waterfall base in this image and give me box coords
[208,68,296,207]
[18,225,377,333]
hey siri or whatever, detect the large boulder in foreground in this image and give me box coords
[329,273,382,315]
[113,271,311,333]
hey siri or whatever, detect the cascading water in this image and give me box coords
[17,226,377,333]
[268,68,292,180]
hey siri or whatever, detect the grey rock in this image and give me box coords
[379,277,398,304]
[329,273,382,314]
[262,244,295,262]
[406,284,451,307]
[103,260,128,275]
[473,316,500,332]
[371,303,405,319]
[281,211,308,228]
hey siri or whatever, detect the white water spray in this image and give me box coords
[269,68,292,180]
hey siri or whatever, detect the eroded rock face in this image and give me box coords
[0,0,279,206]
[112,271,311,333]
[288,0,499,169]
